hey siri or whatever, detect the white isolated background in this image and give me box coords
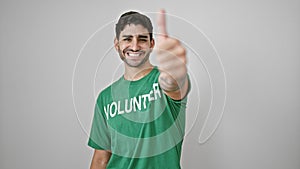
[1,0,299,169]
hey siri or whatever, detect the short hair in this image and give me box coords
[115,11,153,40]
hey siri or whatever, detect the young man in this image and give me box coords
[88,10,190,169]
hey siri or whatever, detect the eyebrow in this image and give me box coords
[122,35,149,39]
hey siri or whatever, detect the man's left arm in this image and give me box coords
[156,9,189,100]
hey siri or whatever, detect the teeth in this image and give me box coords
[127,53,141,57]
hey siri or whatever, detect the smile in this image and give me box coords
[125,51,144,57]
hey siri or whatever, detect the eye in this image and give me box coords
[123,38,131,42]
[139,39,148,42]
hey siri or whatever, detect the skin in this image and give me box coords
[90,9,189,169]
[115,24,155,81]
[155,9,189,100]
[90,149,111,169]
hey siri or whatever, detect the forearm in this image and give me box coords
[90,159,108,169]
[90,149,111,169]
[90,162,107,169]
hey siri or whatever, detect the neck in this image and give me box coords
[124,61,154,81]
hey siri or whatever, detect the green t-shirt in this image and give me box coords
[88,67,189,169]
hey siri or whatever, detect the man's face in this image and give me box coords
[115,24,154,67]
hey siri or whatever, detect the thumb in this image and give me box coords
[157,9,168,39]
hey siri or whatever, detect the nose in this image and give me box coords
[130,38,140,51]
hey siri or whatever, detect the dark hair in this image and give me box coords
[115,11,153,40]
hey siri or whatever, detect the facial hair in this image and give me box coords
[118,48,151,68]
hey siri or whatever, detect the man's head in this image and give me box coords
[115,11,153,40]
[114,11,155,68]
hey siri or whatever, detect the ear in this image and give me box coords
[114,37,119,51]
[150,39,155,49]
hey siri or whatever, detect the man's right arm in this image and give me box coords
[90,149,112,169]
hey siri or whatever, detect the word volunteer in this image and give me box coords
[104,83,162,120]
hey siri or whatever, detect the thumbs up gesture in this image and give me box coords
[156,9,189,100]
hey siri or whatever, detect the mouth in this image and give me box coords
[125,51,145,58]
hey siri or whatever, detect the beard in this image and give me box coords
[118,48,152,67]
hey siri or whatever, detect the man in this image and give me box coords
[88,9,190,169]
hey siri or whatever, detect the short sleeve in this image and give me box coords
[88,99,111,150]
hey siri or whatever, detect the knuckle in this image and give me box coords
[181,57,187,64]
[178,46,186,56]
[168,37,179,45]
[173,38,180,45]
